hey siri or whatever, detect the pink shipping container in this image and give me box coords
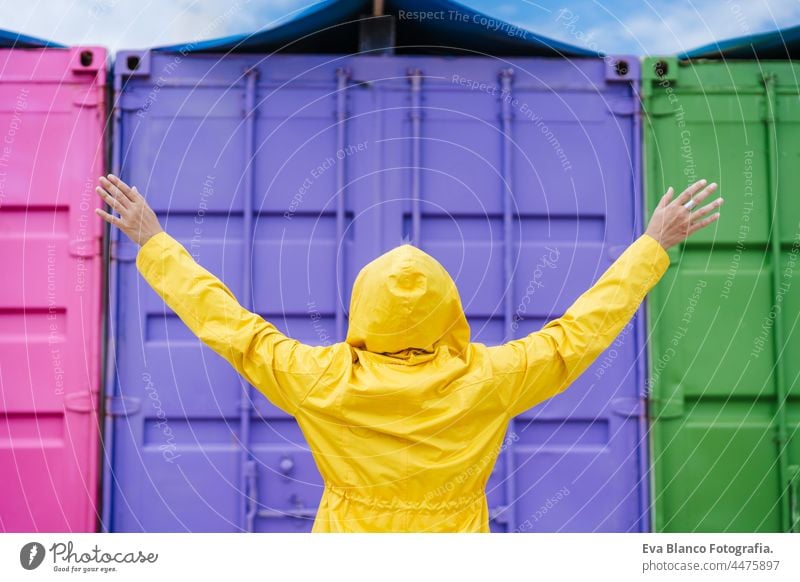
[0,41,107,532]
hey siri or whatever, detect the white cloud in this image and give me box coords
[619,0,800,55]
[0,0,314,53]
[507,0,800,55]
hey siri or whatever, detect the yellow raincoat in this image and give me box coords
[136,232,670,532]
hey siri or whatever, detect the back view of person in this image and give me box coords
[95,174,723,532]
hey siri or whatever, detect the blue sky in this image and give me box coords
[1,0,798,55]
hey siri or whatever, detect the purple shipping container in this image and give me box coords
[104,51,647,532]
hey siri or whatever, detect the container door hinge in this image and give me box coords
[649,395,684,419]
[490,505,510,525]
[110,241,138,262]
[611,397,644,418]
[70,237,101,257]
[607,98,636,116]
[64,391,98,413]
[105,395,141,417]
[74,87,100,108]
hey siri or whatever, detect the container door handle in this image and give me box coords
[244,460,258,531]
[789,465,799,532]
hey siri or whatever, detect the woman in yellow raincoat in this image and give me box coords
[96,175,722,533]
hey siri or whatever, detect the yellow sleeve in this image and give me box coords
[136,231,337,416]
[490,233,670,417]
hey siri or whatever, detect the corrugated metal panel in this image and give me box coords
[0,46,106,532]
[643,57,800,532]
[105,51,647,532]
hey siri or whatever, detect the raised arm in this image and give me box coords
[95,174,335,416]
[490,179,724,417]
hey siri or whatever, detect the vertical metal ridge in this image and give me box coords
[408,69,423,246]
[642,66,664,533]
[241,66,259,532]
[100,69,125,534]
[762,72,791,532]
[335,67,351,341]
[499,67,517,533]
[631,80,650,533]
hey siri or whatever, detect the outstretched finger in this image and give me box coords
[689,212,721,234]
[107,174,137,202]
[95,207,121,227]
[691,196,724,221]
[98,176,130,207]
[130,185,145,201]
[658,187,674,208]
[95,186,126,213]
[689,182,719,207]
[97,179,129,208]
[673,179,708,206]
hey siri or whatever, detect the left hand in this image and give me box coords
[95,174,163,246]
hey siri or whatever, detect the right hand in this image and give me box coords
[645,179,724,250]
[95,174,164,247]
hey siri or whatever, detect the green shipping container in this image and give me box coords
[642,56,800,532]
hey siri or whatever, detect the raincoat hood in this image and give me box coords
[345,244,471,356]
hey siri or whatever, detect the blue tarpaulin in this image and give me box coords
[154,0,598,57]
[681,23,800,59]
[0,28,64,49]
